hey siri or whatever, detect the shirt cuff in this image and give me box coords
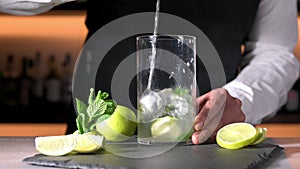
[223,81,260,124]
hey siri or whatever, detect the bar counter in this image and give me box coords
[0,124,299,169]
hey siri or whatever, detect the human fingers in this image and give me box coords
[193,93,210,131]
[193,100,209,131]
[196,92,209,106]
[192,107,224,144]
[192,130,210,144]
[194,94,225,131]
[210,90,245,139]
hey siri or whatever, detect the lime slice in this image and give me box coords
[74,132,104,153]
[251,127,267,145]
[35,134,77,156]
[151,116,181,141]
[216,123,258,150]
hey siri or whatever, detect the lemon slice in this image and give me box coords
[216,123,258,150]
[251,127,267,145]
[74,132,104,153]
[35,134,77,156]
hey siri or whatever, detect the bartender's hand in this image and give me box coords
[0,0,75,15]
[192,88,245,144]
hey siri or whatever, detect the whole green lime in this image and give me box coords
[96,105,136,142]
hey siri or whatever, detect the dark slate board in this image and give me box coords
[23,141,283,169]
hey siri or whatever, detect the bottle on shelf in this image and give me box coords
[19,57,32,107]
[2,54,19,107]
[61,53,73,105]
[0,63,3,102]
[45,55,61,105]
[0,62,3,106]
[31,52,45,108]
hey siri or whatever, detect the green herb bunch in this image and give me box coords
[75,88,116,134]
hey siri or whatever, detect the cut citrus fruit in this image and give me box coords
[96,105,136,142]
[74,132,104,153]
[35,134,77,156]
[216,122,258,150]
[151,116,182,141]
[251,127,267,145]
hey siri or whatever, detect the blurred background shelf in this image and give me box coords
[264,112,300,124]
[0,123,67,136]
[0,123,298,137]
[0,104,69,123]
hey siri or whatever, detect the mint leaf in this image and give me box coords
[105,99,116,115]
[86,99,108,131]
[97,114,111,122]
[100,92,109,100]
[90,114,112,131]
[95,90,109,100]
[76,113,88,133]
[75,88,117,133]
[86,99,107,117]
[75,98,87,115]
[88,88,95,105]
[76,117,84,134]
[75,98,87,134]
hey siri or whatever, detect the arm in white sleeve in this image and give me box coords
[223,0,300,124]
[0,0,75,15]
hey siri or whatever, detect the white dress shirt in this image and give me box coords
[1,0,299,125]
[224,0,300,124]
[0,0,74,15]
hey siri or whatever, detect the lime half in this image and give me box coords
[216,123,258,150]
[35,134,77,156]
[96,105,136,142]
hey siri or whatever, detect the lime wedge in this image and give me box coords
[35,134,77,156]
[251,127,267,145]
[35,132,104,156]
[216,123,258,150]
[74,132,104,153]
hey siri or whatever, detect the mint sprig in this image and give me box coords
[75,88,116,134]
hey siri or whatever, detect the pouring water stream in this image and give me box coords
[147,0,160,90]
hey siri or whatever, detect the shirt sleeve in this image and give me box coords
[223,0,300,124]
[0,0,74,15]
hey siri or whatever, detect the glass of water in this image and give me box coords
[137,35,197,145]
